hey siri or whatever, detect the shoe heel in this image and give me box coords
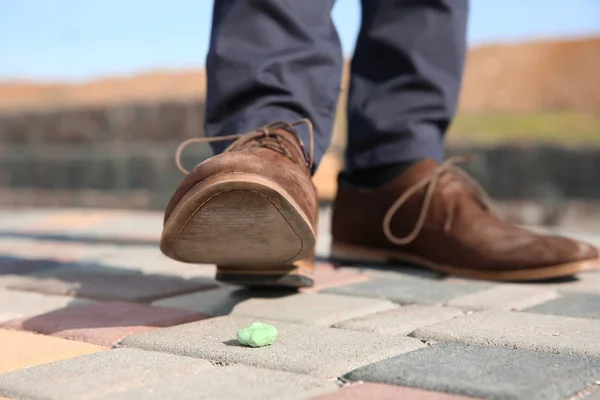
[216,259,314,288]
[161,173,315,265]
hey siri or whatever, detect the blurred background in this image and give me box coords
[1,0,599,230]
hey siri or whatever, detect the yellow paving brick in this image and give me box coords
[0,329,106,374]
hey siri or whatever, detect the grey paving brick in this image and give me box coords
[153,286,295,316]
[98,247,216,278]
[547,271,600,295]
[119,315,425,378]
[344,342,600,400]
[446,285,559,311]
[230,293,397,326]
[0,256,62,275]
[411,310,600,357]
[0,208,162,242]
[0,289,94,323]
[0,239,116,264]
[524,294,600,319]
[584,388,600,400]
[336,265,443,280]
[323,275,490,305]
[0,348,336,400]
[0,267,217,302]
[332,305,465,336]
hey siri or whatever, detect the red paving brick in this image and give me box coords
[313,383,480,400]
[300,263,370,293]
[0,301,210,347]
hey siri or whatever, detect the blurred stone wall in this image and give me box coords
[0,100,209,209]
[1,101,600,215]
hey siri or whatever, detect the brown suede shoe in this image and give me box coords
[161,119,318,287]
[331,158,599,281]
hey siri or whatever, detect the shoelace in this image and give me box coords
[383,156,502,245]
[175,119,315,174]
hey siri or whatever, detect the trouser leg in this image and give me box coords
[346,0,469,172]
[205,0,343,169]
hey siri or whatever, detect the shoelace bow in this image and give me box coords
[383,156,502,245]
[175,119,315,174]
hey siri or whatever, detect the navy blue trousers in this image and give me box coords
[204,0,468,173]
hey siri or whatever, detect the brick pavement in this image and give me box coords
[0,208,599,399]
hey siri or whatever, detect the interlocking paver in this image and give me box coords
[0,301,210,347]
[323,275,490,305]
[0,329,106,374]
[524,293,600,319]
[0,256,62,275]
[312,383,480,400]
[0,348,337,400]
[230,293,397,326]
[119,315,425,378]
[31,210,117,231]
[584,389,600,399]
[410,310,600,356]
[98,247,217,278]
[153,286,295,316]
[0,239,114,264]
[0,267,218,302]
[344,342,600,400]
[546,271,600,295]
[0,289,94,323]
[446,284,559,311]
[332,305,465,336]
[299,263,370,293]
[336,265,443,280]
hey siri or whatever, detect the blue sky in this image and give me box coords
[0,0,599,81]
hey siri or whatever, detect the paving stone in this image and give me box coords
[299,263,370,293]
[230,293,397,326]
[6,209,162,242]
[524,294,600,319]
[116,364,338,400]
[120,315,425,378]
[0,256,63,275]
[323,275,490,305]
[0,209,58,231]
[584,388,600,399]
[0,301,210,346]
[0,239,114,264]
[312,383,479,400]
[336,265,443,280]
[154,286,298,316]
[332,305,465,336]
[546,271,600,295]
[0,267,218,302]
[344,342,600,400]
[98,247,217,278]
[30,210,118,231]
[0,348,336,400]
[410,310,600,357]
[446,285,559,311]
[0,329,106,374]
[0,289,94,323]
